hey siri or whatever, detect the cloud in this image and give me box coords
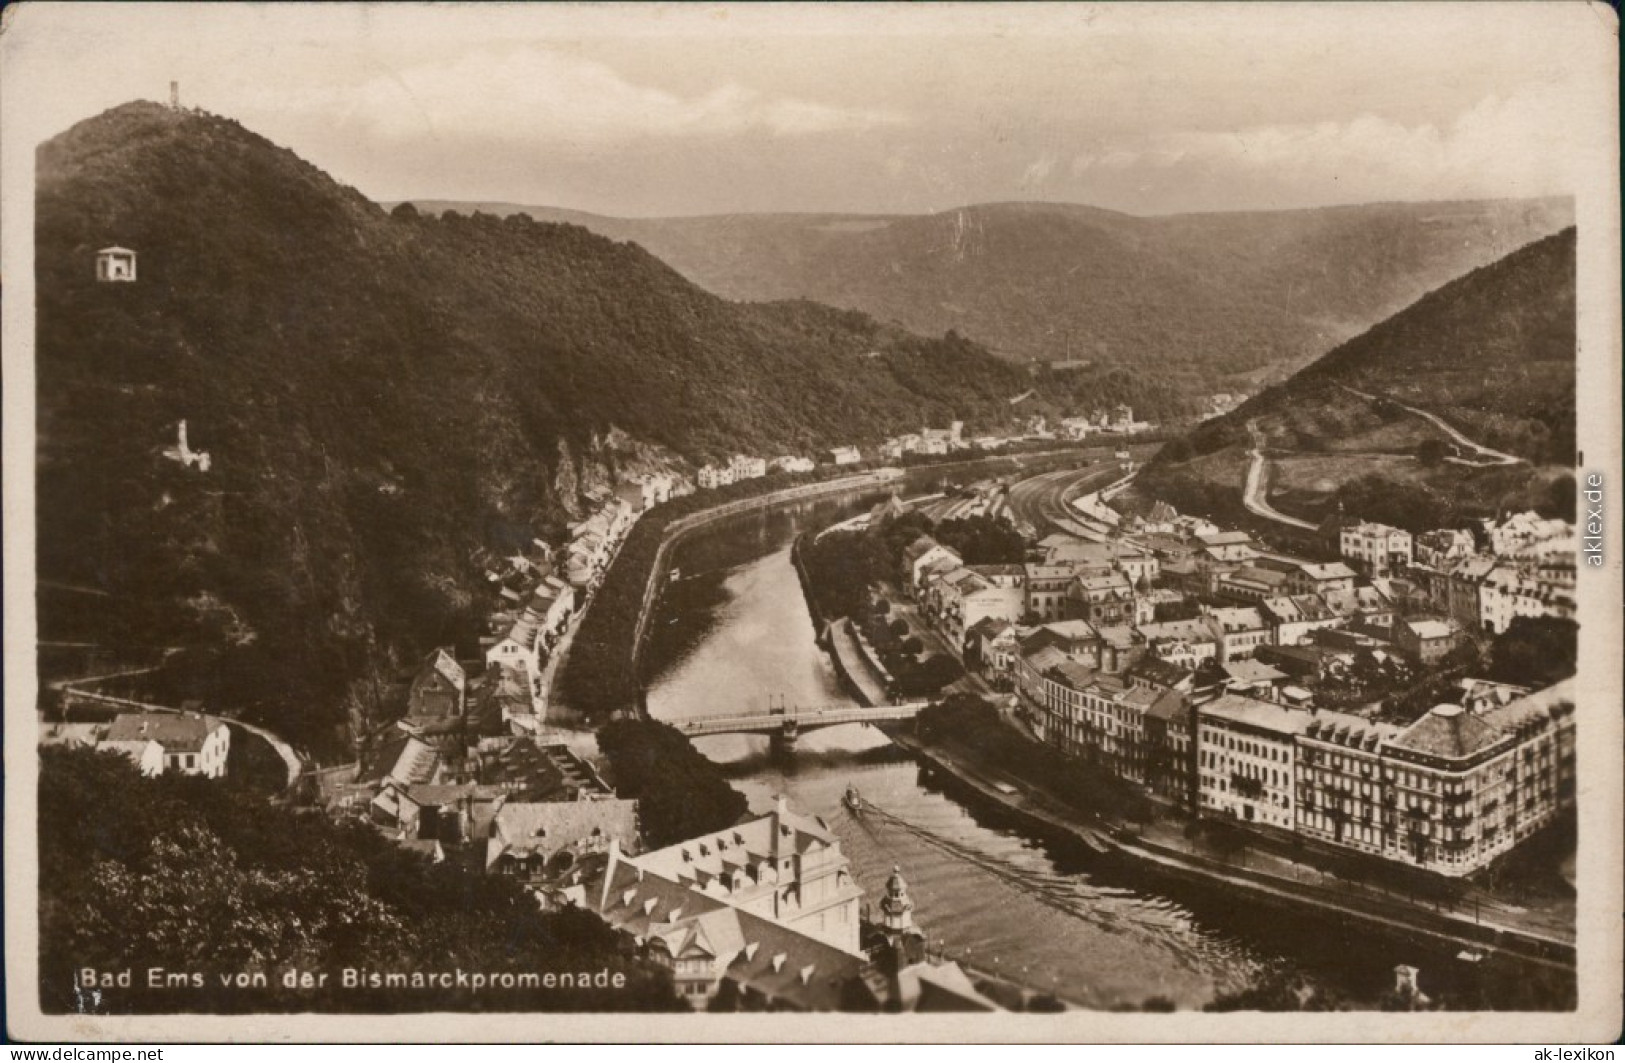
[291,48,906,147]
[1019,153,1057,189]
[1066,83,1584,205]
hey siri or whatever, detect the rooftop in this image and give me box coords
[105,711,224,753]
[1199,694,1314,737]
[1388,704,1509,761]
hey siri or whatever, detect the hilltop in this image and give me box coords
[1135,227,1577,534]
[33,101,1057,751]
[407,197,1574,389]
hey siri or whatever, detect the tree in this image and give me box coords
[37,748,684,1014]
[1487,617,1578,687]
[1416,438,1451,466]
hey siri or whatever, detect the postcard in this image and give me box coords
[4,1,1619,1043]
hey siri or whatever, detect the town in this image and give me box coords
[903,490,1576,879]
[45,409,1578,1011]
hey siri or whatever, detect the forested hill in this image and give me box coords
[1162,226,1577,466]
[1137,227,1577,533]
[33,101,1035,752]
[407,197,1573,388]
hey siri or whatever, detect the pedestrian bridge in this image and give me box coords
[674,702,929,751]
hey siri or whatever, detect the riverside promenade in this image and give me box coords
[890,728,1575,974]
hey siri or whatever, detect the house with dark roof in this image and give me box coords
[358,730,441,788]
[104,712,230,778]
[407,647,466,720]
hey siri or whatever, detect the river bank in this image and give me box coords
[888,728,1573,981]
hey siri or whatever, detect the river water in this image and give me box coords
[640,484,1401,1010]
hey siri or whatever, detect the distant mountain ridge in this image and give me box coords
[406,196,1574,388]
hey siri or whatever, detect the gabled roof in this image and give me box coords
[1220,659,1286,685]
[1020,644,1070,673]
[1405,619,1455,640]
[1210,606,1267,632]
[105,712,225,753]
[1197,531,1254,547]
[358,732,439,786]
[97,246,137,255]
[1225,565,1291,588]
[1124,654,1192,689]
[486,799,640,868]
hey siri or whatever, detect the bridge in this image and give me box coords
[673,702,929,754]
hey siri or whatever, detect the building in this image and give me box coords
[1482,511,1573,559]
[1414,529,1476,569]
[407,647,467,720]
[1196,531,1258,564]
[1340,522,1414,576]
[1283,561,1358,597]
[1258,594,1344,647]
[1216,565,1293,603]
[697,463,734,490]
[1143,689,1197,807]
[485,799,641,884]
[933,567,1024,644]
[1379,699,1533,875]
[1064,572,1137,627]
[1023,562,1077,621]
[103,711,230,778]
[771,456,815,474]
[1479,565,1576,634]
[902,536,962,593]
[829,446,863,466]
[729,454,768,481]
[1395,618,1458,664]
[622,798,865,953]
[1136,617,1221,667]
[1295,711,1403,856]
[1207,606,1271,661]
[1197,695,1311,829]
[95,246,138,282]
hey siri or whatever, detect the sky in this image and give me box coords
[2,2,1614,217]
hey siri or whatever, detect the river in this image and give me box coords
[639,483,1404,1010]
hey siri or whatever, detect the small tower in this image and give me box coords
[879,865,916,939]
[878,865,926,966]
[170,81,179,110]
[95,247,138,283]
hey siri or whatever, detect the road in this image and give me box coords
[1337,385,1523,466]
[1004,462,1121,539]
[1242,420,1319,531]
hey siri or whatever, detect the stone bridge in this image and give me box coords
[673,702,928,753]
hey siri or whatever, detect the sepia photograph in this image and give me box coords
[3,0,1619,1044]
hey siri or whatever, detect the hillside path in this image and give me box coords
[1242,421,1318,531]
[1336,385,1523,466]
